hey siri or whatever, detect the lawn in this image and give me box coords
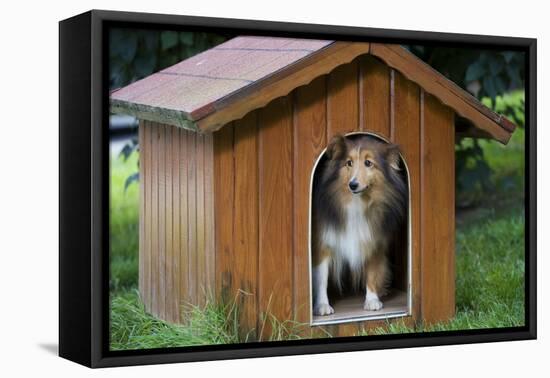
[109,112,525,349]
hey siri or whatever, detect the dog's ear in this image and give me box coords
[385,144,401,171]
[326,135,347,161]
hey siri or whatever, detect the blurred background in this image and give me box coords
[109,28,525,349]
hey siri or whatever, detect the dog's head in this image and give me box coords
[325,134,402,198]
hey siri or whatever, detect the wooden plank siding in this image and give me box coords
[139,56,456,339]
[258,97,294,340]
[420,93,456,323]
[393,72,422,324]
[139,121,215,322]
[293,77,327,337]
[210,59,418,339]
[233,113,259,340]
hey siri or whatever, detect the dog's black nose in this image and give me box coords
[349,181,359,191]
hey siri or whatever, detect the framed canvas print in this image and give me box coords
[59,9,536,368]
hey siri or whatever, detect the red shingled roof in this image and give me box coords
[111,36,333,123]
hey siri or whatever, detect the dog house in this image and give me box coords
[110,36,516,338]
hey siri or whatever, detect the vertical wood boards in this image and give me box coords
[178,129,189,319]
[138,121,145,305]
[233,112,260,340]
[140,122,215,323]
[360,56,391,138]
[164,124,174,322]
[204,133,216,294]
[258,97,294,339]
[171,126,181,323]
[150,122,160,317]
[186,131,198,306]
[196,133,206,307]
[139,58,458,336]
[158,124,167,320]
[394,72,422,321]
[421,93,456,323]
[213,124,235,305]
[327,61,359,138]
[292,77,327,333]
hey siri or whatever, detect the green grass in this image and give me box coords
[110,152,139,292]
[109,96,526,348]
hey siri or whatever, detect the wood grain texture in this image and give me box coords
[178,129,189,316]
[164,123,175,322]
[213,124,235,303]
[327,61,359,137]
[172,126,181,322]
[204,133,216,293]
[140,121,152,313]
[292,77,327,330]
[369,43,514,143]
[394,72,421,321]
[360,56,391,138]
[258,97,294,339]
[196,134,206,307]
[233,112,259,339]
[186,131,198,306]
[421,93,456,323]
[150,122,160,317]
[139,122,216,323]
[138,122,145,307]
[158,124,167,320]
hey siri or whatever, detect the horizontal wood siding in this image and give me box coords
[139,121,215,323]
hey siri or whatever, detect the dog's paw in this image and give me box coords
[314,303,335,316]
[364,298,384,311]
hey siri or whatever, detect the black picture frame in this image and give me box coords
[59,9,537,368]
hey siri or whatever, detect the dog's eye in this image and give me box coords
[364,159,373,167]
[346,160,353,167]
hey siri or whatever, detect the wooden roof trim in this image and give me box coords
[110,97,199,131]
[196,41,371,132]
[369,43,515,144]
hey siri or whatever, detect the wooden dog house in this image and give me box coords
[110,36,516,338]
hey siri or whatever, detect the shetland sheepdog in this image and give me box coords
[312,134,407,316]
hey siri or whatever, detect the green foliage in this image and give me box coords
[109,146,525,347]
[110,291,242,350]
[408,46,524,100]
[363,208,525,335]
[456,91,525,207]
[109,152,139,291]
[109,28,229,90]
[408,47,525,206]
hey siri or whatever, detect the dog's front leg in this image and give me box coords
[313,257,334,316]
[363,253,387,311]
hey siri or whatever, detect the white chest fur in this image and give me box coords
[321,196,375,271]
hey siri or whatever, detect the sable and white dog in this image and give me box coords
[312,134,407,316]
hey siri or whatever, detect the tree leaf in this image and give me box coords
[179,32,194,46]
[488,56,505,75]
[161,31,179,50]
[465,61,485,82]
[483,76,497,100]
[124,172,139,192]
